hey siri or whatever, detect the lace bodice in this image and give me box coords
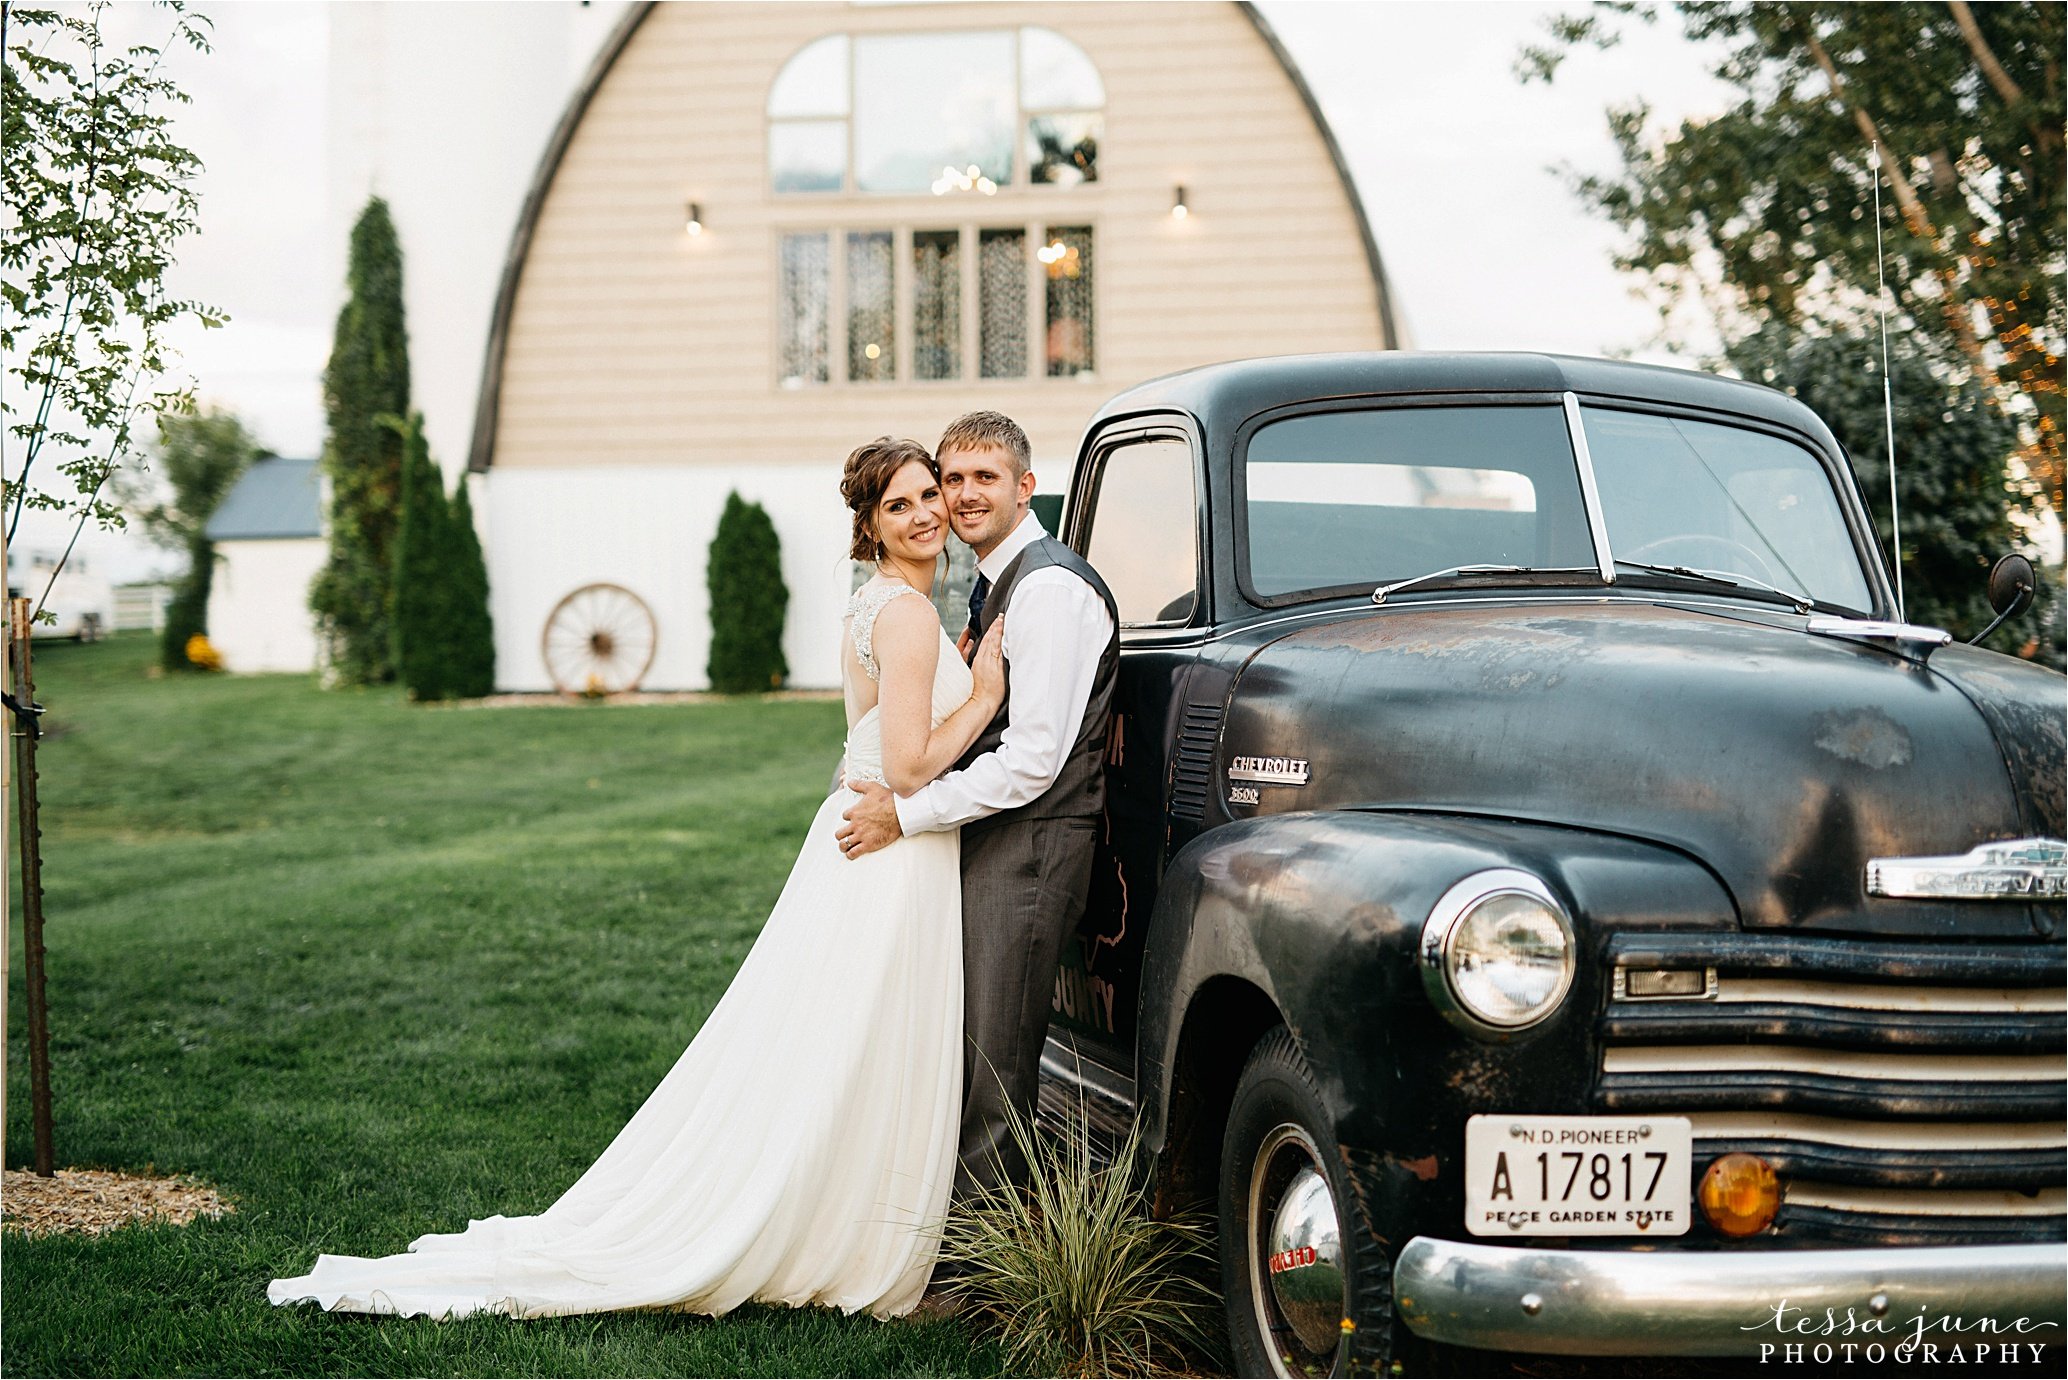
[841,580,973,788]
[845,580,924,684]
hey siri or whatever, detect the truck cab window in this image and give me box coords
[1084,436,1198,625]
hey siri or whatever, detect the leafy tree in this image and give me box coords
[447,477,495,698]
[1522,2,2064,524]
[706,493,788,693]
[309,197,410,684]
[158,538,211,669]
[119,406,260,670]
[2,0,223,619]
[1729,325,2057,659]
[389,413,449,699]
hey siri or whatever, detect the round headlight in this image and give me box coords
[1419,870,1575,1035]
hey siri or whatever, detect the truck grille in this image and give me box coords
[1596,933,2066,1244]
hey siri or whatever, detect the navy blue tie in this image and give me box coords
[967,573,992,635]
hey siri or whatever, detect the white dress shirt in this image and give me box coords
[895,512,1114,835]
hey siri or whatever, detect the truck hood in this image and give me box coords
[1220,600,2065,938]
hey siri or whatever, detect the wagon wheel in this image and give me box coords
[541,583,657,697]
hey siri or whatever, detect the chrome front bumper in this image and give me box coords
[1394,1236,2068,1356]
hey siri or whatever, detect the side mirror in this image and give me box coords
[1987,553,2035,618]
[1968,553,2036,646]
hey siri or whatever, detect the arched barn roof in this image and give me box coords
[466,1,1402,473]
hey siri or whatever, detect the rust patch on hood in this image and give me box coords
[1813,708,1914,771]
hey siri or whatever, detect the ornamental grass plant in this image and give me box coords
[939,1092,1221,1378]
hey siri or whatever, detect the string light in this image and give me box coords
[930,164,997,197]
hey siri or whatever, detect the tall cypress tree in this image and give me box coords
[310,197,410,684]
[390,412,451,700]
[706,493,788,693]
[447,477,497,698]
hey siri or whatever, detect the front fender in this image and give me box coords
[1137,810,1739,1159]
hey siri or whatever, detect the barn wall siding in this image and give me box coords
[488,464,852,694]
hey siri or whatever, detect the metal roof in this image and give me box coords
[205,457,322,541]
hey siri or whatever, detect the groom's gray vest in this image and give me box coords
[958,538,1119,831]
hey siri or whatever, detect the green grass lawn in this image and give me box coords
[3,634,1003,1377]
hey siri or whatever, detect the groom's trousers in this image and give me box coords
[954,811,1099,1197]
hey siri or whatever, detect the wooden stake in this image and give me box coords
[2,531,11,1143]
[8,597,54,1176]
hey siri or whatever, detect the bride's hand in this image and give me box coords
[971,617,1007,710]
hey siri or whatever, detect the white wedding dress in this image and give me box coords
[269,580,968,1320]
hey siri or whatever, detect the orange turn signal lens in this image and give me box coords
[1698,1152,1780,1237]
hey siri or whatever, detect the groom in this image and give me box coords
[838,410,1118,1196]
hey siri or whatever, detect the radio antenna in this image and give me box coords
[1869,141,1904,619]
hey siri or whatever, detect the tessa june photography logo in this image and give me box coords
[1747,1298,2059,1367]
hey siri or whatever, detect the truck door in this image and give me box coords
[1053,420,1206,1068]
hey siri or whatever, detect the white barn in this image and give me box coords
[466,0,1399,691]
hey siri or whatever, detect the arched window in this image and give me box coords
[768,28,1104,195]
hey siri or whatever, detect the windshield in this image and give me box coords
[1579,407,1873,612]
[1243,405,1596,600]
[1241,401,1875,610]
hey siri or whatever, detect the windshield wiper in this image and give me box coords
[1371,564,1525,604]
[1613,559,1815,613]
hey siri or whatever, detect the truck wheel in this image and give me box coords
[1218,1026,1397,1378]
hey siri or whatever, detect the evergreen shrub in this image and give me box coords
[706,493,788,693]
[447,478,496,698]
[310,197,411,684]
[390,413,451,700]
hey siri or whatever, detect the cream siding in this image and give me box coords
[489,1,1384,476]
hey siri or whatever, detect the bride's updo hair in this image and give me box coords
[840,437,938,562]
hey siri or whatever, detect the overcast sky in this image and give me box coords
[17,0,1733,583]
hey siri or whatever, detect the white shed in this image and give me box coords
[204,457,326,674]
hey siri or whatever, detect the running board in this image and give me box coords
[1037,1032,1139,1150]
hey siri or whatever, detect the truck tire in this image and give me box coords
[1218,1026,1401,1377]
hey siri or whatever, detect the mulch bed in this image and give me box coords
[1,1168,233,1238]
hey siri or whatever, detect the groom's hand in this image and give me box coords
[837,781,903,859]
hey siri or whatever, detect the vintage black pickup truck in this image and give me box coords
[1034,352,2066,1374]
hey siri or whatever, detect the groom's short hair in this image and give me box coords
[938,411,1030,479]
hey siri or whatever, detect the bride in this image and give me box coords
[269,437,1005,1320]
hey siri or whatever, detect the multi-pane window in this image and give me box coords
[846,231,894,383]
[777,226,1091,386]
[912,230,961,382]
[1041,226,1094,377]
[768,29,1104,194]
[1020,28,1103,187]
[979,229,1028,380]
[777,233,830,387]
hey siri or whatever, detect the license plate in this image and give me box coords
[1464,1114,1692,1237]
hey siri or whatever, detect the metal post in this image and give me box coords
[9,596,55,1175]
